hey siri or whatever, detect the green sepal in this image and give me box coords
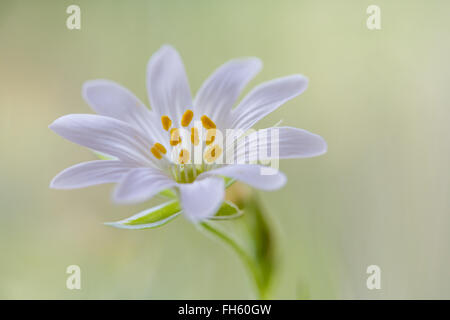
[210,200,243,220]
[105,200,181,230]
[224,177,236,188]
[158,188,177,198]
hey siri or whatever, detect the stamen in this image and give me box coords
[204,144,222,163]
[179,148,190,164]
[154,142,167,154]
[170,128,182,146]
[191,127,199,146]
[206,129,216,146]
[201,115,216,130]
[150,146,163,159]
[161,116,172,131]
[181,110,194,127]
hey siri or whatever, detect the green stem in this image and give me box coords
[198,194,274,299]
[200,222,266,299]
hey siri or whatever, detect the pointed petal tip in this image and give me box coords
[292,74,309,91]
[82,79,96,90]
[48,116,65,132]
[319,137,328,155]
[241,56,263,68]
[81,79,105,98]
[147,45,180,74]
[308,132,328,156]
[273,74,308,95]
[48,177,78,190]
[277,170,288,189]
[48,114,80,136]
[48,121,55,131]
[272,126,328,158]
[82,79,123,92]
[148,44,178,64]
[159,43,176,51]
[242,57,263,74]
[49,177,58,189]
[48,113,76,129]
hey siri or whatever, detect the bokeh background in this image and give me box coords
[1,0,450,299]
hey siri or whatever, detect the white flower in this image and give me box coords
[50,45,327,222]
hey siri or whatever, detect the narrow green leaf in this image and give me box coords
[210,200,243,220]
[105,200,182,230]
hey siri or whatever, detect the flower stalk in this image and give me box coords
[199,191,276,299]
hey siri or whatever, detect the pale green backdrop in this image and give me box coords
[1,0,449,299]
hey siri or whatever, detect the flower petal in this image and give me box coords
[178,177,225,222]
[82,80,155,137]
[49,114,154,165]
[200,164,286,191]
[113,168,176,204]
[233,127,327,161]
[231,75,308,131]
[146,45,192,124]
[50,160,134,189]
[194,58,262,127]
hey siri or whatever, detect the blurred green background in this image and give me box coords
[1,0,450,299]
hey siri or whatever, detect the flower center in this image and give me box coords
[150,110,222,183]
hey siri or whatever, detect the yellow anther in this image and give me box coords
[179,148,190,164]
[150,146,163,160]
[204,144,222,163]
[206,129,216,146]
[161,115,172,131]
[170,128,182,146]
[201,115,216,130]
[154,142,166,154]
[191,127,199,146]
[181,109,194,127]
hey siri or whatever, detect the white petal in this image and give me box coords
[200,164,286,191]
[49,114,154,165]
[178,177,225,222]
[194,58,262,127]
[146,45,192,124]
[114,168,176,204]
[82,80,156,136]
[231,75,308,131]
[234,127,327,161]
[50,160,133,189]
